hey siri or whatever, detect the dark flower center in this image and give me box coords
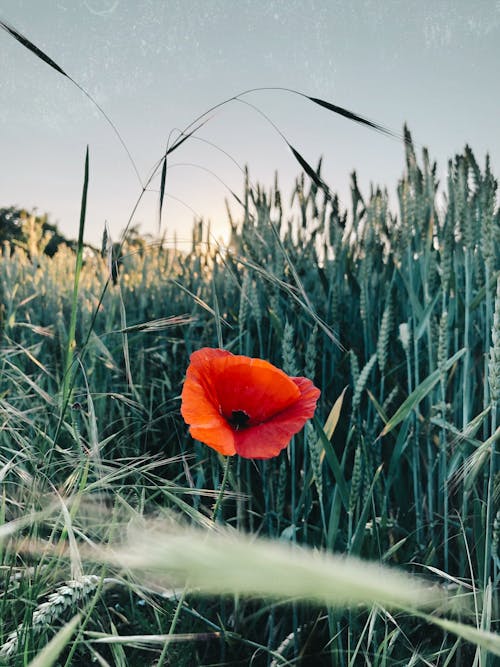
[227,409,251,430]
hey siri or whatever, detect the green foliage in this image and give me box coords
[0,135,499,665]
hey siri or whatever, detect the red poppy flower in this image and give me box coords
[181,348,321,459]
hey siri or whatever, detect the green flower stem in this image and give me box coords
[213,455,231,523]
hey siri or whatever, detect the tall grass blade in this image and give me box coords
[166,120,211,156]
[380,348,466,437]
[158,155,167,230]
[28,614,81,667]
[412,612,500,658]
[62,147,89,407]
[349,465,383,555]
[288,144,331,199]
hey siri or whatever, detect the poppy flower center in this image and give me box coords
[227,409,251,430]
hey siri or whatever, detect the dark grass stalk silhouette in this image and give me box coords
[235,97,335,202]
[0,19,403,225]
[45,147,90,467]
[0,19,143,188]
[62,148,89,408]
[1,18,407,456]
[0,17,404,315]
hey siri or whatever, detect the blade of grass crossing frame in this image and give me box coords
[380,348,466,437]
[411,611,500,658]
[322,387,348,444]
[118,286,140,401]
[366,389,388,423]
[166,119,212,156]
[28,614,81,667]
[349,465,383,555]
[158,154,167,231]
[312,389,349,511]
[415,291,440,342]
[0,21,141,185]
[288,143,332,200]
[297,389,348,521]
[62,147,89,407]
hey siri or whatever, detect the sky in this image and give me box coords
[1,1,500,247]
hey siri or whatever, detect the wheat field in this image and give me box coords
[0,132,499,665]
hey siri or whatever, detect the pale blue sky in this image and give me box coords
[1,1,499,245]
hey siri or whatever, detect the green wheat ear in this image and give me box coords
[376,299,392,375]
[0,576,99,660]
[306,422,323,498]
[488,278,500,405]
[282,320,299,376]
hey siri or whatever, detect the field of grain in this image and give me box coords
[0,128,499,665]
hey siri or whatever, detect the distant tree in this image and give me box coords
[0,207,73,256]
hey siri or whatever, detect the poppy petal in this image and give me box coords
[189,422,236,456]
[181,383,236,455]
[188,347,232,369]
[181,348,236,455]
[210,356,300,423]
[233,377,320,459]
[181,347,232,417]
